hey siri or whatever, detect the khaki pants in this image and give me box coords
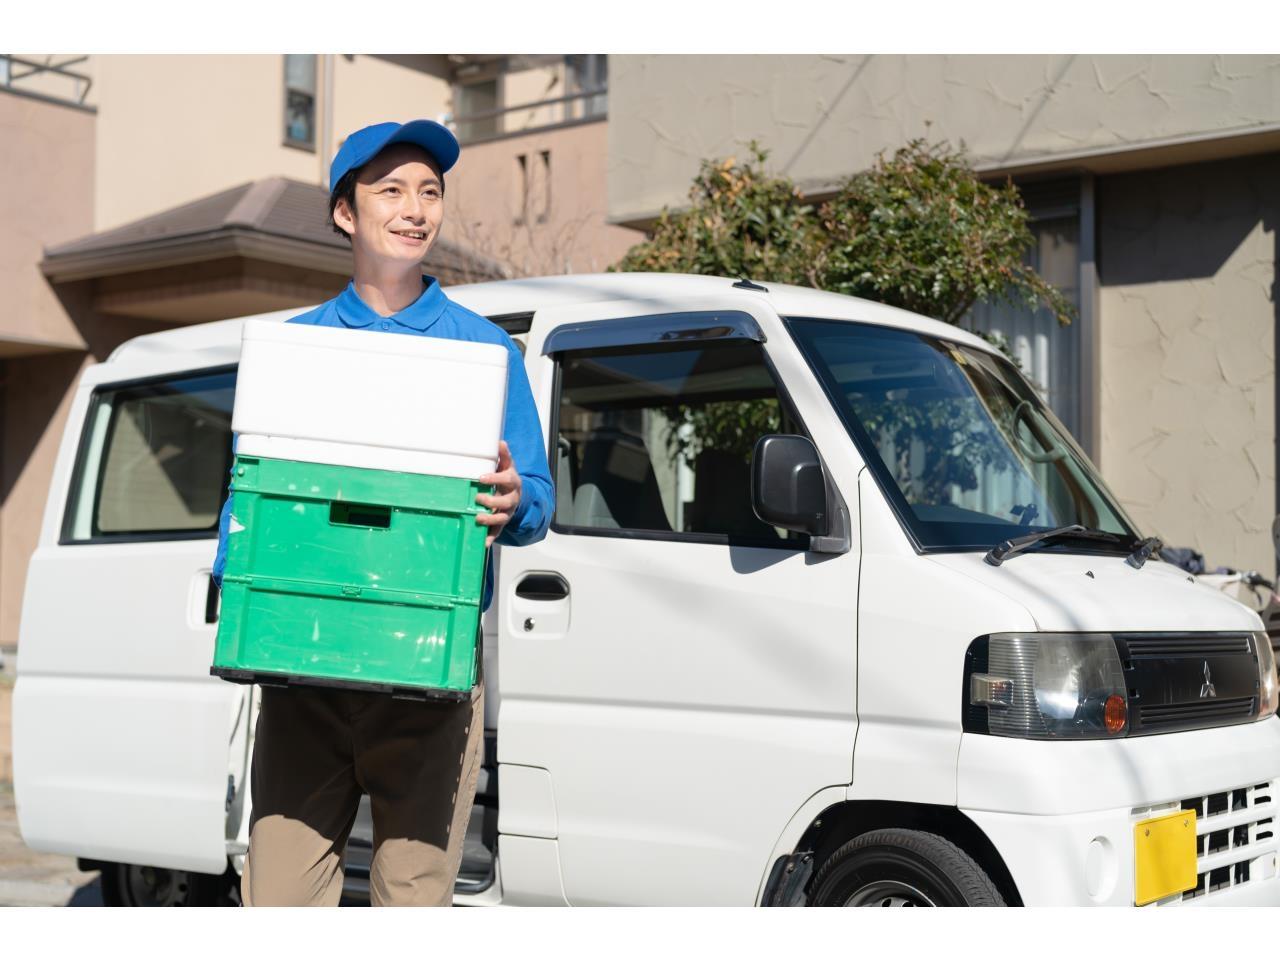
[241,681,484,907]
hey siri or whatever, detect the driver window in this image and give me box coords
[554,338,807,546]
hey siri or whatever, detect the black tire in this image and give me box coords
[99,861,236,907]
[809,828,1005,907]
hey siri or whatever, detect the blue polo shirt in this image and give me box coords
[211,275,553,612]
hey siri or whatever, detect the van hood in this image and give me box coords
[926,551,1263,634]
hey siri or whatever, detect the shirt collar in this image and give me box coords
[335,275,447,332]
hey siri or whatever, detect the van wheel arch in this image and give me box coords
[764,800,1022,907]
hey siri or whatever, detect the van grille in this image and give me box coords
[1139,780,1278,905]
[1138,697,1256,730]
[1124,635,1250,658]
[1116,633,1262,736]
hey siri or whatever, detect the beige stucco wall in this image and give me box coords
[329,55,451,173]
[609,54,1280,224]
[447,119,643,277]
[1099,154,1278,572]
[92,55,320,230]
[0,91,95,352]
[92,55,454,230]
[500,61,568,132]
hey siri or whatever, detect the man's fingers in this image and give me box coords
[480,442,514,485]
[477,467,517,487]
[476,491,518,510]
[475,511,511,527]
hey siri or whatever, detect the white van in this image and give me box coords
[13,273,1280,907]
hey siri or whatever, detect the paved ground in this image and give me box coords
[0,783,103,907]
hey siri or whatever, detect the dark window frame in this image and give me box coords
[59,365,238,546]
[548,333,812,551]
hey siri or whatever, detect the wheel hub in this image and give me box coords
[126,864,192,906]
[844,880,936,907]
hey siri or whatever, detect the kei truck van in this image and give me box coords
[12,273,1280,907]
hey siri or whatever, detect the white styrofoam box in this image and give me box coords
[233,319,509,479]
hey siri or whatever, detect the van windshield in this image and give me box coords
[786,317,1140,552]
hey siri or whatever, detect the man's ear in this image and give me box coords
[333,196,356,237]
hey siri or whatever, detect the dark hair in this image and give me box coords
[327,156,447,243]
[328,169,360,242]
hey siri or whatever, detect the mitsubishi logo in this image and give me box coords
[1200,661,1217,699]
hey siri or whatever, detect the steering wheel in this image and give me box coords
[1011,399,1068,463]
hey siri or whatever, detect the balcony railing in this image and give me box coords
[1,54,93,108]
[451,87,607,144]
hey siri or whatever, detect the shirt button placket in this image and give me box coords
[380,320,390,330]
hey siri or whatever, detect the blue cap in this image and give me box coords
[328,120,461,194]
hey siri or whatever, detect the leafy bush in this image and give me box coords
[614,145,823,287]
[613,140,1075,503]
[614,139,1073,328]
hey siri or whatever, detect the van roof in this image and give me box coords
[106,272,996,365]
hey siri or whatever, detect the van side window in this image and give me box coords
[62,369,236,542]
[554,339,807,546]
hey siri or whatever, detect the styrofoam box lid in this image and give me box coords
[232,318,509,479]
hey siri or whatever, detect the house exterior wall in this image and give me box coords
[607,54,1280,225]
[329,55,451,170]
[0,91,95,353]
[91,55,452,231]
[1099,154,1279,572]
[91,55,320,230]
[446,119,643,277]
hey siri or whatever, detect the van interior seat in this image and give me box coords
[568,429,671,532]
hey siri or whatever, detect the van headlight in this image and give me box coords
[1254,631,1278,719]
[965,634,1129,740]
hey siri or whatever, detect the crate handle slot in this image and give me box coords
[330,502,392,529]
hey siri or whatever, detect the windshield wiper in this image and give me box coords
[984,524,1125,567]
[1125,536,1163,570]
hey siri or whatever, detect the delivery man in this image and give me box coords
[211,120,553,907]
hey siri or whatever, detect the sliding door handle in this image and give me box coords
[205,574,221,624]
[514,573,570,602]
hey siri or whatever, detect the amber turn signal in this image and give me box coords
[1104,694,1127,734]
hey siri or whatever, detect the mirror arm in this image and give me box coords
[808,461,851,555]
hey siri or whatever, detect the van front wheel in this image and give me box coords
[808,829,1004,907]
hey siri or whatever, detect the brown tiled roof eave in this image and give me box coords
[41,176,508,284]
[40,226,355,283]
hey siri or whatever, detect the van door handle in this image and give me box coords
[515,573,570,601]
[205,574,221,624]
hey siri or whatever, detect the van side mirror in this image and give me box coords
[751,435,829,538]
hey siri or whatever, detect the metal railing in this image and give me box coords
[1,54,93,107]
[451,86,607,144]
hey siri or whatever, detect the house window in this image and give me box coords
[965,177,1082,440]
[456,77,499,142]
[284,54,317,150]
[565,55,607,120]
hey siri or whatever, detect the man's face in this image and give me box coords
[336,142,445,265]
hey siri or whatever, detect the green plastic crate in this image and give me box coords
[210,455,491,700]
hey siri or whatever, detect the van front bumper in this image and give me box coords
[958,720,1280,906]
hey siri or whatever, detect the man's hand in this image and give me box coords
[476,440,522,548]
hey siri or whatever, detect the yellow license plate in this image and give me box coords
[1134,809,1198,905]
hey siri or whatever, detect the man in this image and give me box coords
[211,120,553,907]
